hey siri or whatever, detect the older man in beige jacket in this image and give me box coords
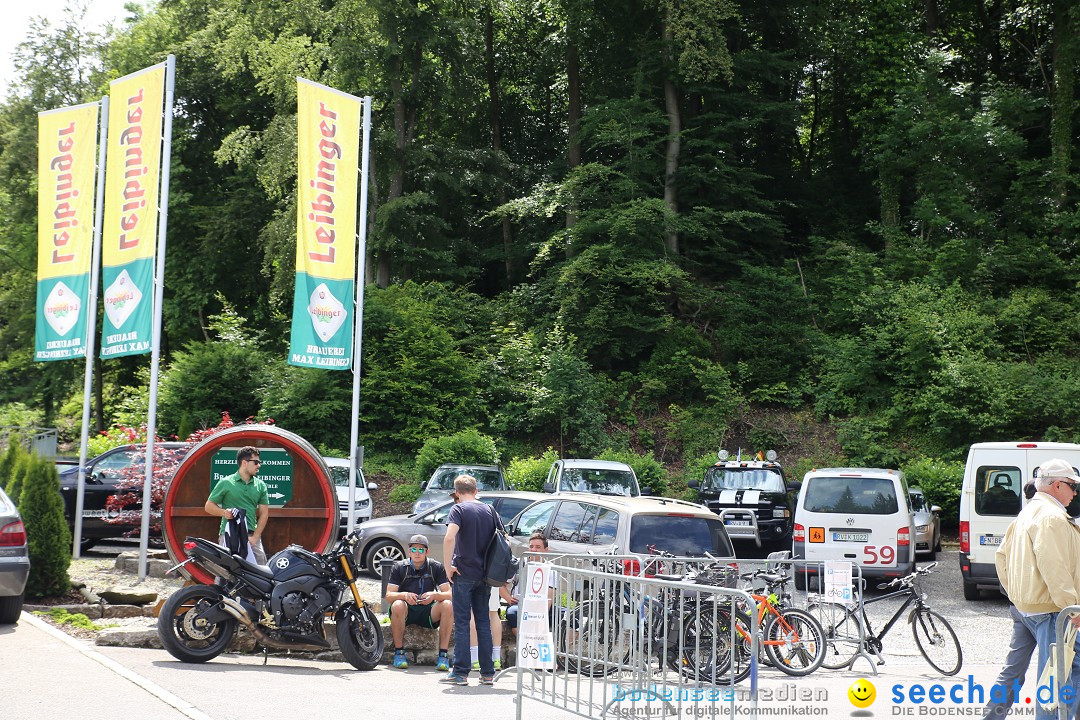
[997,458,1080,720]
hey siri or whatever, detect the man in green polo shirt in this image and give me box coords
[204,446,270,564]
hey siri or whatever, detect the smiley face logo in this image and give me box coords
[848,679,876,708]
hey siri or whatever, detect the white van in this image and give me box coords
[959,442,1080,600]
[792,467,915,590]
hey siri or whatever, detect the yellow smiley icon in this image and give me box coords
[848,679,876,709]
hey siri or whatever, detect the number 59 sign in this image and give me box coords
[862,545,895,565]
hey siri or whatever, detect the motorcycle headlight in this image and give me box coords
[915,524,929,533]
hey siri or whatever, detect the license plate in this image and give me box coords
[833,532,868,542]
[725,520,751,526]
[980,535,1003,546]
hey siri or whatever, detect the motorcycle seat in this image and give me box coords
[233,555,274,580]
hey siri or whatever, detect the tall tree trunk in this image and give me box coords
[923,0,940,36]
[365,148,379,286]
[1051,0,1076,209]
[662,18,680,257]
[565,27,581,249]
[485,5,513,287]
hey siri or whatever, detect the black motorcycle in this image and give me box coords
[158,530,384,670]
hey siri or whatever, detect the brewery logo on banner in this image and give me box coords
[99,63,166,359]
[287,78,362,370]
[35,102,99,362]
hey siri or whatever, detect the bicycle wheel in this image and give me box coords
[911,608,962,676]
[763,608,826,676]
[679,605,753,685]
[560,599,631,677]
[808,603,864,670]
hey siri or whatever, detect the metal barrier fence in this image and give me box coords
[511,558,759,720]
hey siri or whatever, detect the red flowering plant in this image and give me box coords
[103,412,274,536]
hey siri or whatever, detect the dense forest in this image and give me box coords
[0,0,1078,494]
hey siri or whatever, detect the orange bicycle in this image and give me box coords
[684,566,826,683]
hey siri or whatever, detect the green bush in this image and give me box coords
[388,482,422,505]
[258,362,352,452]
[414,429,499,484]
[901,456,964,531]
[7,452,30,506]
[506,448,560,492]
[157,340,268,436]
[597,448,669,497]
[668,453,720,502]
[0,440,20,491]
[20,455,72,598]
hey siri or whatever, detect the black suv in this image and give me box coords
[687,451,799,547]
[58,442,190,550]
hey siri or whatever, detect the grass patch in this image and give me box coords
[33,607,116,631]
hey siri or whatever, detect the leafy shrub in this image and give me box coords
[597,448,668,497]
[415,429,499,484]
[388,482,422,505]
[0,440,19,491]
[506,448,560,492]
[667,453,720,502]
[157,340,268,436]
[88,424,145,457]
[20,454,72,597]
[7,452,30,505]
[257,362,351,452]
[901,456,963,530]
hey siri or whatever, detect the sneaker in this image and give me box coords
[392,650,409,669]
[493,659,502,671]
[479,675,494,685]
[472,660,480,670]
[435,654,450,672]
[439,672,469,685]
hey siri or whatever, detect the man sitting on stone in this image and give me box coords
[385,534,453,670]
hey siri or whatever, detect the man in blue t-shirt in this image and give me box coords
[441,475,497,685]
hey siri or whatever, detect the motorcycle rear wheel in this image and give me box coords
[336,604,385,670]
[157,585,236,663]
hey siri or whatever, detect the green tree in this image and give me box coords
[19,454,72,598]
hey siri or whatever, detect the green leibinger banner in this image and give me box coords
[288,78,361,370]
[100,63,165,358]
[35,102,99,361]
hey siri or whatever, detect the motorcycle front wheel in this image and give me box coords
[157,584,236,663]
[336,604,385,670]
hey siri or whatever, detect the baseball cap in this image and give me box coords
[1037,458,1080,483]
[408,534,429,548]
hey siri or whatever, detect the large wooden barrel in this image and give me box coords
[162,425,339,584]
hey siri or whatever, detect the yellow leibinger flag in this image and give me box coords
[100,62,165,359]
[288,78,362,369]
[35,102,100,361]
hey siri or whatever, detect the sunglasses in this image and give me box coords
[1059,480,1079,492]
[248,458,262,465]
[409,547,427,553]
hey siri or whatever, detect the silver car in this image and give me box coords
[909,487,942,559]
[356,490,547,579]
[0,485,29,623]
[412,463,507,514]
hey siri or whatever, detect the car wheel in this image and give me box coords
[365,540,405,579]
[0,592,24,624]
[934,528,942,553]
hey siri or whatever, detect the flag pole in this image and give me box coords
[72,95,109,559]
[139,54,175,581]
[347,96,372,534]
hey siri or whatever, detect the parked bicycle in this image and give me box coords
[685,566,826,683]
[807,562,962,676]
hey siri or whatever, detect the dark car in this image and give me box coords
[0,484,29,623]
[58,442,191,550]
[687,450,799,547]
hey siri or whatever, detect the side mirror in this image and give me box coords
[505,523,516,536]
[367,482,379,490]
[544,482,555,493]
[786,480,802,492]
[640,487,652,496]
[687,479,700,490]
[930,505,942,514]
[420,481,428,490]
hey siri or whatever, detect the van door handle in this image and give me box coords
[844,553,856,559]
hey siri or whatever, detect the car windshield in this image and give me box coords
[428,467,502,490]
[701,467,785,493]
[629,515,734,557]
[562,468,636,496]
[804,476,899,514]
[329,466,359,487]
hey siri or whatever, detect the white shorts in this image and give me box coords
[489,586,500,611]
